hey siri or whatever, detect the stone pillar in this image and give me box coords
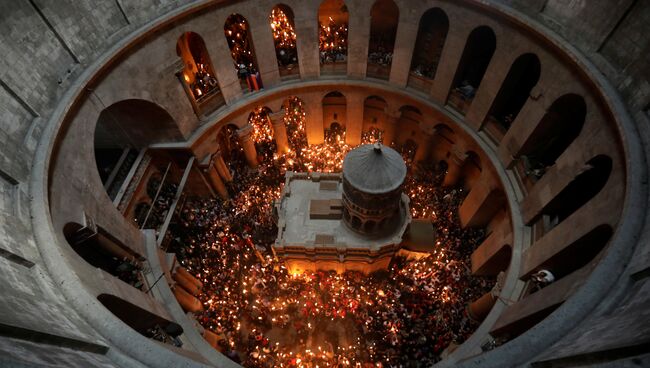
[201,19,244,104]
[413,130,433,163]
[237,124,259,169]
[464,47,518,131]
[467,291,498,322]
[293,4,320,79]
[303,92,325,145]
[389,6,420,87]
[443,146,468,187]
[213,147,232,182]
[430,23,472,105]
[247,12,281,87]
[471,224,513,276]
[498,86,549,168]
[176,266,203,289]
[269,111,290,154]
[459,177,506,228]
[205,162,229,200]
[173,286,203,313]
[346,0,371,79]
[382,111,399,146]
[173,269,202,296]
[346,93,364,145]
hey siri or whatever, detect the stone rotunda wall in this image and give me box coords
[0,0,647,367]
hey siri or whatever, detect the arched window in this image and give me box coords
[534,155,612,231]
[224,14,262,92]
[318,0,349,75]
[449,26,496,114]
[270,4,299,79]
[401,139,418,163]
[362,96,387,143]
[408,8,449,92]
[485,53,541,138]
[519,94,586,178]
[367,0,399,80]
[98,294,184,346]
[176,32,222,112]
[323,91,347,141]
[94,99,182,202]
[532,225,612,282]
[63,223,144,289]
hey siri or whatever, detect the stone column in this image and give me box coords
[467,291,498,322]
[173,286,203,313]
[464,47,519,131]
[293,4,320,79]
[459,177,506,228]
[237,124,259,169]
[213,146,232,182]
[498,86,550,169]
[443,146,468,187]
[389,6,420,87]
[269,111,290,154]
[413,130,433,163]
[430,23,472,105]
[346,0,371,79]
[205,162,229,200]
[302,92,325,145]
[173,269,202,296]
[247,11,281,87]
[346,93,364,145]
[202,17,244,104]
[382,111,399,146]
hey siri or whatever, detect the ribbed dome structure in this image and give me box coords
[342,143,407,194]
[341,143,408,235]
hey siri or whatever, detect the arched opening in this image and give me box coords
[408,8,449,92]
[318,0,349,75]
[224,14,262,92]
[176,32,223,115]
[94,99,182,201]
[401,139,418,163]
[270,4,299,80]
[97,294,183,346]
[367,0,399,80]
[362,96,388,143]
[519,94,587,179]
[63,223,144,289]
[448,26,496,114]
[282,96,308,152]
[534,155,612,232]
[323,91,347,142]
[531,225,613,282]
[484,53,541,139]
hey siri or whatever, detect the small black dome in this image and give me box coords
[342,143,407,194]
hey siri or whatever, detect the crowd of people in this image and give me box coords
[167,101,494,367]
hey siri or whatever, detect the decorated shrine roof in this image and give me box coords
[342,143,407,194]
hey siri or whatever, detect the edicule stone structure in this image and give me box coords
[274,144,411,274]
[341,143,407,235]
